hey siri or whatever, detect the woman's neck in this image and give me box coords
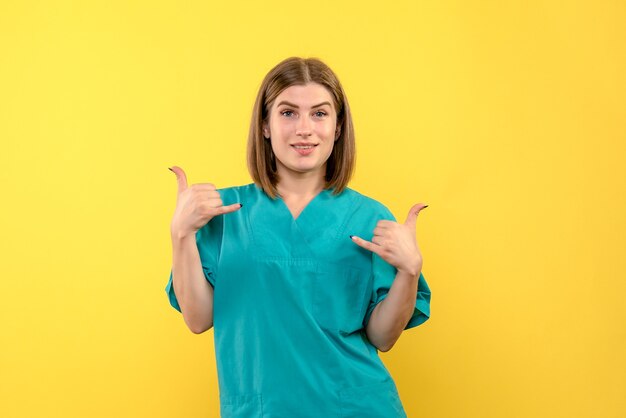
[276,168,326,200]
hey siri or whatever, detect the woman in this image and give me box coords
[166,56,431,417]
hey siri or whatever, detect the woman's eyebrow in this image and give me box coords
[276,100,331,109]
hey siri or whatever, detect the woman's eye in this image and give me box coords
[315,111,327,117]
[281,110,294,117]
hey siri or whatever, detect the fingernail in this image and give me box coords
[168,167,173,172]
[423,205,428,209]
[349,235,355,240]
[239,203,243,207]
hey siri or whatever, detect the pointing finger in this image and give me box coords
[216,202,243,216]
[350,235,383,257]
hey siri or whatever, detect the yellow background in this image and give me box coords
[1,1,624,417]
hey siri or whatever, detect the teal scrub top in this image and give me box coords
[165,183,431,418]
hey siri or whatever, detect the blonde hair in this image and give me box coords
[246,57,356,199]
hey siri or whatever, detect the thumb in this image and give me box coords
[169,166,188,196]
[404,203,428,229]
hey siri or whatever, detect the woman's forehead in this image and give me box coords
[273,83,334,108]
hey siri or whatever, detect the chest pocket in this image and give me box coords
[312,262,372,335]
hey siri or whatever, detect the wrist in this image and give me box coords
[170,226,195,242]
[397,261,422,278]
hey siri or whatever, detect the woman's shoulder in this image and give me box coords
[214,182,258,203]
[216,182,257,194]
[343,186,395,219]
[214,182,261,194]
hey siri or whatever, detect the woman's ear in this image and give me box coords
[263,125,270,139]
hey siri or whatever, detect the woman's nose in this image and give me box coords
[296,116,312,136]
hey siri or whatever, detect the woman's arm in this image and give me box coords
[171,232,214,334]
[365,269,419,352]
[352,203,427,351]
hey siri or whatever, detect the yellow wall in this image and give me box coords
[1,1,624,417]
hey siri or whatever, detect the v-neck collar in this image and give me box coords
[248,183,357,260]
[276,187,333,223]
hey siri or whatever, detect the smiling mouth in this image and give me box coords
[291,144,318,149]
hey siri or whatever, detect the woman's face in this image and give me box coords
[263,82,339,182]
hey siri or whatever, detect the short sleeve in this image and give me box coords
[362,207,431,330]
[165,215,224,313]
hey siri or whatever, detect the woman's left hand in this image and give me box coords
[351,203,428,276]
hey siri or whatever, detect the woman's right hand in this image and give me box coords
[169,165,242,239]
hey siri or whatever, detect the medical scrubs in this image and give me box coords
[165,183,431,418]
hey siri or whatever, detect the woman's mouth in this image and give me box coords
[291,144,318,155]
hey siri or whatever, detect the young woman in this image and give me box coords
[166,56,431,418]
